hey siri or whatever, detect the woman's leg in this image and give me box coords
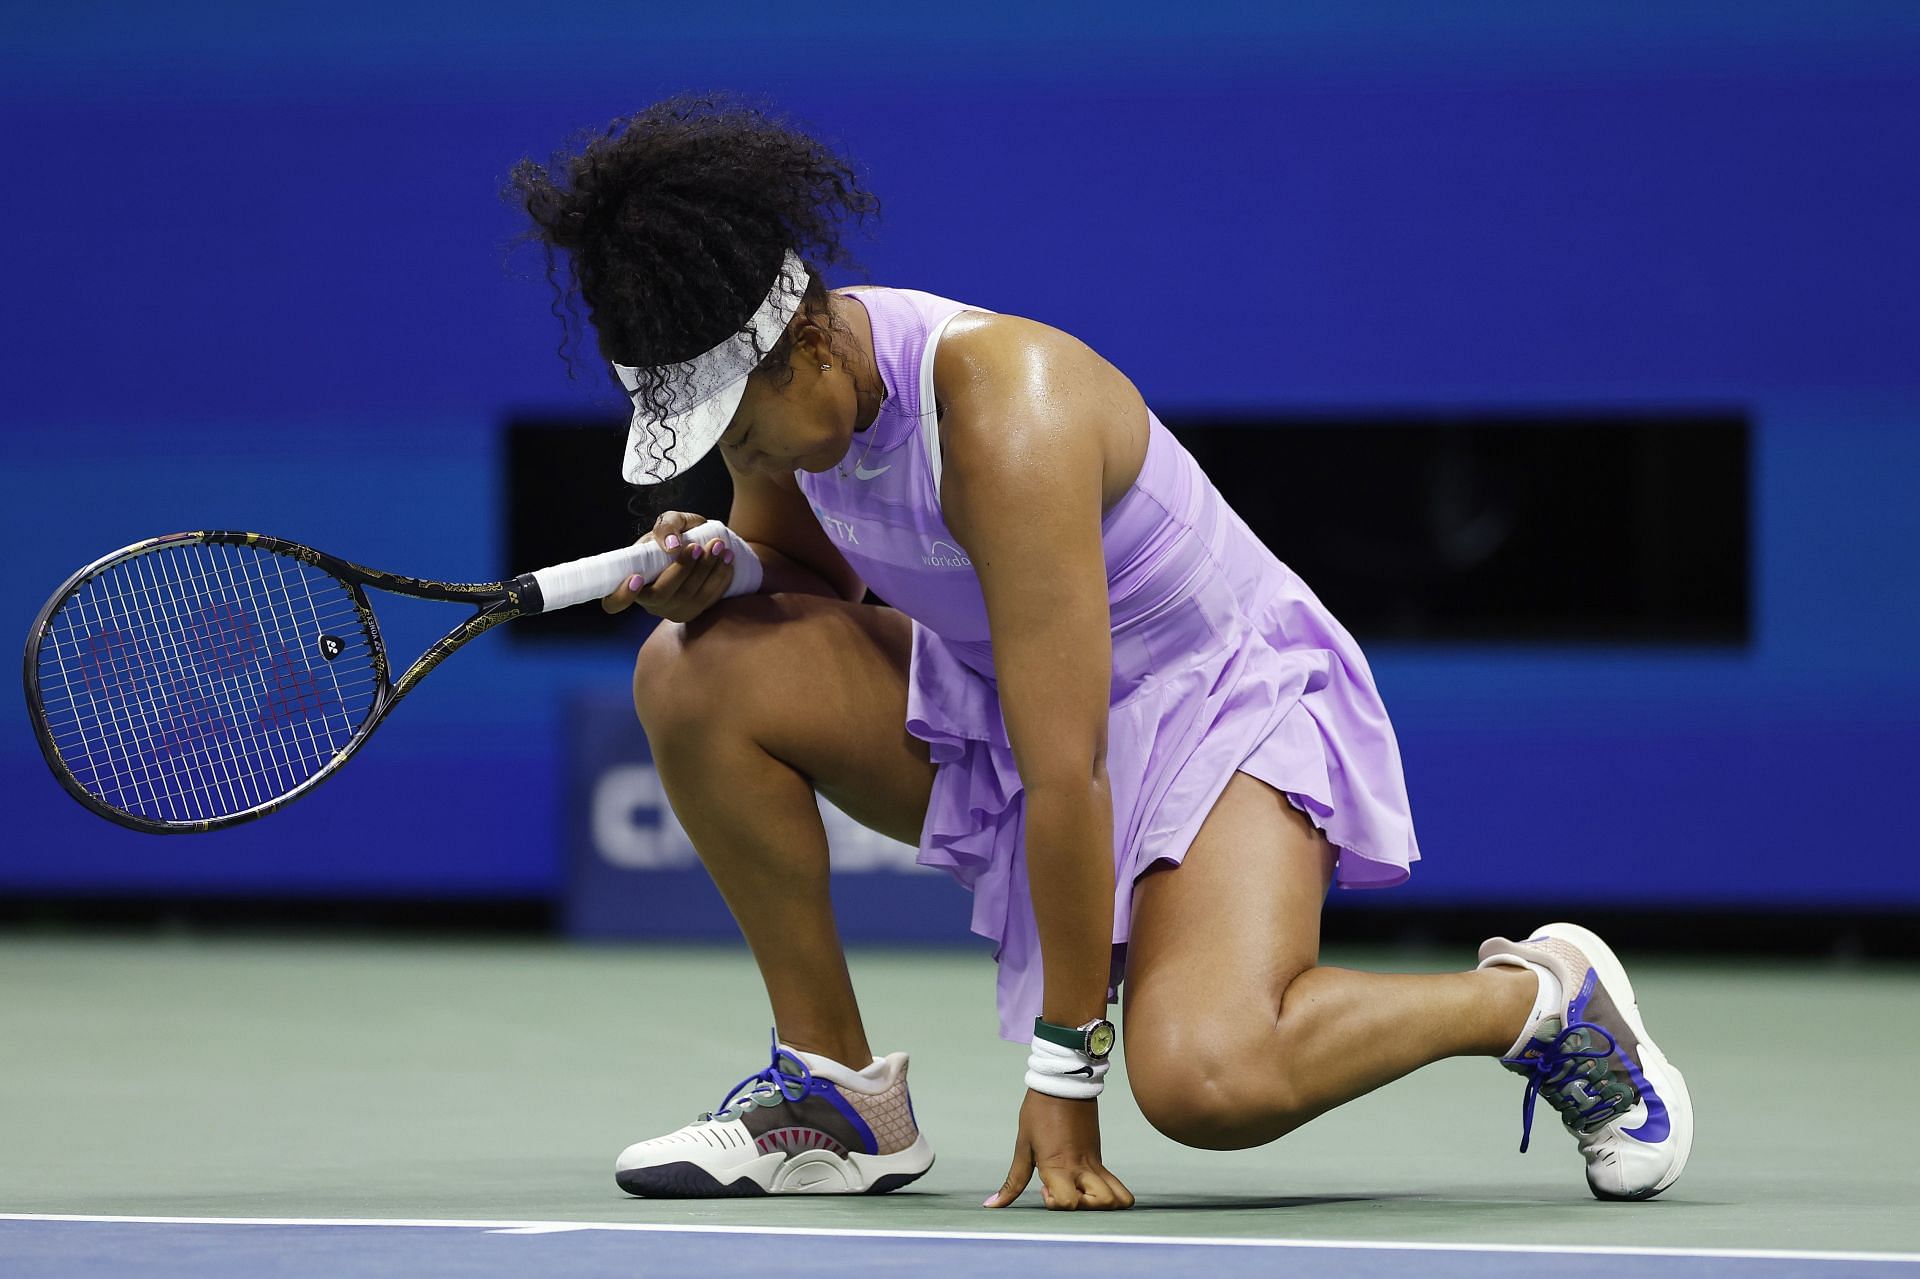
[632,593,936,1070]
[1122,771,1537,1149]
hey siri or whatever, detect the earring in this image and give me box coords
[820,364,831,371]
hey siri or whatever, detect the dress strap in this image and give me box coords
[918,307,992,511]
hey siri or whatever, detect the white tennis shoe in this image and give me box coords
[1478,922,1695,1200]
[614,1031,934,1197]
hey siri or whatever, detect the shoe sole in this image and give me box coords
[1536,921,1695,1201]
[617,1134,935,1198]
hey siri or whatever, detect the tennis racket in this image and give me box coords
[23,523,762,833]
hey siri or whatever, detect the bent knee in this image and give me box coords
[630,592,853,728]
[1127,1033,1308,1150]
[630,594,773,726]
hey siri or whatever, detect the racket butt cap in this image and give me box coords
[510,572,547,616]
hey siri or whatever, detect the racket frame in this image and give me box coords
[23,530,540,835]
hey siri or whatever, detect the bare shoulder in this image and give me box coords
[932,311,1149,509]
[934,310,1104,399]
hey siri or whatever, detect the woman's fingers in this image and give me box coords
[637,536,737,622]
[1037,1166,1132,1212]
[599,570,640,615]
[677,539,720,607]
[601,524,676,613]
[1075,1167,1132,1210]
[1075,1169,1107,1206]
[596,520,736,623]
[983,1150,1130,1211]
[652,511,708,560]
[1037,1165,1083,1210]
[984,1139,1035,1208]
[642,527,707,600]
[691,538,734,608]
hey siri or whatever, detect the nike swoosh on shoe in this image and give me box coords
[1617,1051,1672,1143]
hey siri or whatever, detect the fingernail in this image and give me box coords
[664,534,679,550]
[982,1195,997,1207]
[625,575,642,591]
[689,544,703,560]
[722,551,734,565]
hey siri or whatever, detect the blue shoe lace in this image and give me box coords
[1506,1019,1639,1153]
[698,1028,815,1124]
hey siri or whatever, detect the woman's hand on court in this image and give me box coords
[599,512,736,624]
[983,1090,1134,1211]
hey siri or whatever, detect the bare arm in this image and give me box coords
[724,455,866,602]
[947,320,1135,1214]
[742,541,847,599]
[941,331,1116,1033]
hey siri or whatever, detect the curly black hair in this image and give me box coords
[503,91,882,520]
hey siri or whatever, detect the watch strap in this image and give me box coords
[1033,1016,1113,1059]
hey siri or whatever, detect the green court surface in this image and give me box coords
[1,936,1914,1257]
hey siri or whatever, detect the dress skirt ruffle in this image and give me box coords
[905,551,1420,1042]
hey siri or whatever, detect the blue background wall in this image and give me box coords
[4,4,1917,909]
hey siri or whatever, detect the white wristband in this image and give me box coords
[1024,1034,1109,1101]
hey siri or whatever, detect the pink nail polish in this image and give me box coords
[626,575,642,591]
[689,544,703,560]
[982,1195,996,1207]
[722,551,734,565]
[664,534,680,550]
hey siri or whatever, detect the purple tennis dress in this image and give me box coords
[793,286,1420,1042]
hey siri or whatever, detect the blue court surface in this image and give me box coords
[4,1218,1918,1279]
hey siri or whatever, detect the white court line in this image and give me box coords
[1,1214,1916,1265]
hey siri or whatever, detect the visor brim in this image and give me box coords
[621,376,747,486]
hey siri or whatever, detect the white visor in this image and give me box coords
[613,248,812,485]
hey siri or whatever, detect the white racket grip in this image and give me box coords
[524,520,764,613]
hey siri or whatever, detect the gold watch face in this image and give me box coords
[1087,1021,1116,1058]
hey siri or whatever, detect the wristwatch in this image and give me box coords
[1034,1016,1117,1061]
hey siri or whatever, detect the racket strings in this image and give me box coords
[36,541,380,824]
[46,545,361,820]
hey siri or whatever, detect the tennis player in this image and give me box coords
[506,93,1693,1209]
